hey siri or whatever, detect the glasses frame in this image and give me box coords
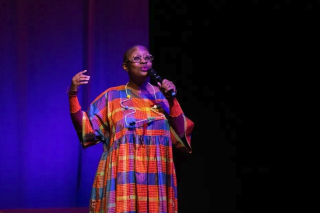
[125,54,154,63]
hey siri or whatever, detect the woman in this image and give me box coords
[67,45,194,213]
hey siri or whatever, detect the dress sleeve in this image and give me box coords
[82,92,110,148]
[169,98,194,153]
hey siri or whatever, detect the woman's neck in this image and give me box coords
[127,77,150,93]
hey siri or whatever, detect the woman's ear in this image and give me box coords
[122,62,129,72]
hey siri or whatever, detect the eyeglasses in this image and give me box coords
[126,55,154,63]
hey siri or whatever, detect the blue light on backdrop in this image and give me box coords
[0,0,148,209]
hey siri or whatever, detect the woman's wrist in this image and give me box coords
[169,98,183,117]
[70,85,79,91]
[66,85,79,96]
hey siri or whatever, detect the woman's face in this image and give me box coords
[123,46,153,79]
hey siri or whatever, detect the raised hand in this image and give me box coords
[70,70,90,91]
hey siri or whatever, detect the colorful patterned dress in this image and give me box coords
[79,85,194,213]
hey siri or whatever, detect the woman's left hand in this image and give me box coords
[158,79,177,97]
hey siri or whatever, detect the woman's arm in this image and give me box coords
[68,69,89,133]
[69,94,82,138]
[157,79,194,153]
[168,98,185,138]
[67,70,107,148]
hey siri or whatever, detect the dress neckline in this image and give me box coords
[124,84,160,95]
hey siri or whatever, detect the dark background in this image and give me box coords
[147,1,309,212]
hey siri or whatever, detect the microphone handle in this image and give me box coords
[155,78,176,97]
[166,88,176,98]
[149,69,176,97]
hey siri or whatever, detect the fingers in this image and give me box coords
[78,76,90,85]
[73,70,89,80]
[79,76,90,80]
[161,79,176,93]
[162,80,170,90]
[77,70,87,75]
[76,71,90,81]
[71,70,90,87]
[78,81,89,85]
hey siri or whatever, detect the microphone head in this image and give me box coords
[148,68,162,82]
[147,68,156,76]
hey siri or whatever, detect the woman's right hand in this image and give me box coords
[70,70,90,91]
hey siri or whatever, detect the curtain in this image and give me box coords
[0,0,148,209]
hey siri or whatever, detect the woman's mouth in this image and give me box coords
[141,66,149,71]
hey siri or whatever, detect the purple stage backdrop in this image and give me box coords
[0,0,148,210]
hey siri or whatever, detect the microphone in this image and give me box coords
[147,68,176,97]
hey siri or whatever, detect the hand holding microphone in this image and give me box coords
[147,68,177,98]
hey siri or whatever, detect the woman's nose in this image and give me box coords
[140,59,147,63]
